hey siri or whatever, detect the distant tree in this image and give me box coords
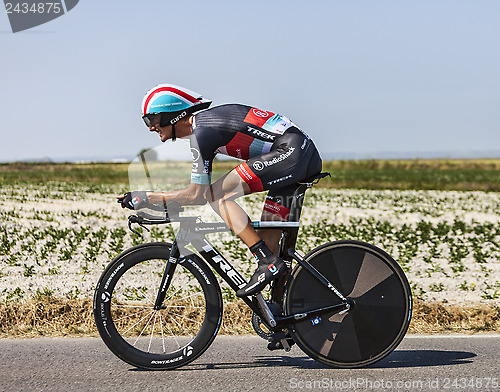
[137,148,158,161]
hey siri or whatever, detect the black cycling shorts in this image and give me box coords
[234,128,322,220]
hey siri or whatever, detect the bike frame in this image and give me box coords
[132,172,352,331]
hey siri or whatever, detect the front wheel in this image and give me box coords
[285,240,412,368]
[93,242,223,370]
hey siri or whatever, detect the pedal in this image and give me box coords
[280,338,291,352]
[267,338,295,352]
[266,330,295,352]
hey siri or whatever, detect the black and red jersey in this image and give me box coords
[190,104,306,184]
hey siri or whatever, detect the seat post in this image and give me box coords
[287,183,309,222]
[279,172,330,260]
[287,172,330,222]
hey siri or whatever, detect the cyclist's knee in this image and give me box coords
[204,171,249,203]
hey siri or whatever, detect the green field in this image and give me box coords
[1,161,499,336]
[1,159,499,190]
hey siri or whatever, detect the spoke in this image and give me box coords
[119,259,170,307]
[164,305,205,309]
[112,307,152,322]
[167,292,205,307]
[164,286,183,304]
[133,311,156,347]
[190,293,197,309]
[111,303,154,309]
[148,312,158,353]
[158,312,166,353]
[168,311,203,327]
[121,309,154,336]
[163,312,182,349]
[118,276,156,307]
[167,312,193,339]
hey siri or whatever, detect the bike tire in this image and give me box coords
[285,240,412,368]
[93,242,223,370]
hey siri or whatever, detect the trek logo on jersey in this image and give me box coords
[244,107,275,128]
[247,126,276,141]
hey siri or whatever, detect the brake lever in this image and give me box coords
[128,216,150,236]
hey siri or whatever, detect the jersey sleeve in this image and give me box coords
[189,128,217,185]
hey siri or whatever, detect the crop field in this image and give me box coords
[2,159,500,190]
[1,182,499,304]
[0,161,499,335]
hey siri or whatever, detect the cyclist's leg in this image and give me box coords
[204,170,260,247]
[256,213,282,255]
[256,135,322,255]
[205,131,321,296]
[256,188,296,255]
[204,167,288,297]
[205,130,320,247]
[204,172,286,256]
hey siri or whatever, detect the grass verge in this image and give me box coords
[1,298,498,338]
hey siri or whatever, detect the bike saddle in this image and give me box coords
[298,171,331,185]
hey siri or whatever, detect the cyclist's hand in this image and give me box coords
[117,191,149,210]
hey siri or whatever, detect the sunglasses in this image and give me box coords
[142,114,161,127]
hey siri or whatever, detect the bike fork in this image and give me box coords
[154,241,180,310]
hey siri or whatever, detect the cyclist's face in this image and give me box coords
[143,114,161,130]
[144,114,172,142]
[152,123,173,143]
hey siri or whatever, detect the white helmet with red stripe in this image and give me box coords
[141,84,212,127]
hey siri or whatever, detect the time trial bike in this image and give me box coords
[93,172,412,370]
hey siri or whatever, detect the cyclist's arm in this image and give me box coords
[146,183,208,206]
[143,127,218,206]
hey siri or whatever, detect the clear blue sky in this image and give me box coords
[1,1,499,162]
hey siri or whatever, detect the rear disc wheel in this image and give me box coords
[285,240,412,368]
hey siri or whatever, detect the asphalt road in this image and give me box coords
[1,335,499,392]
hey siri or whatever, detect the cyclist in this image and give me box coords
[118,84,322,297]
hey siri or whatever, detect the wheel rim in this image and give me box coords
[105,258,208,356]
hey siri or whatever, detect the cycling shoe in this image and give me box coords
[236,256,288,297]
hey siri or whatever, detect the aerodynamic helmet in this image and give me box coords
[141,84,212,128]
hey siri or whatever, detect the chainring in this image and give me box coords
[251,312,274,340]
